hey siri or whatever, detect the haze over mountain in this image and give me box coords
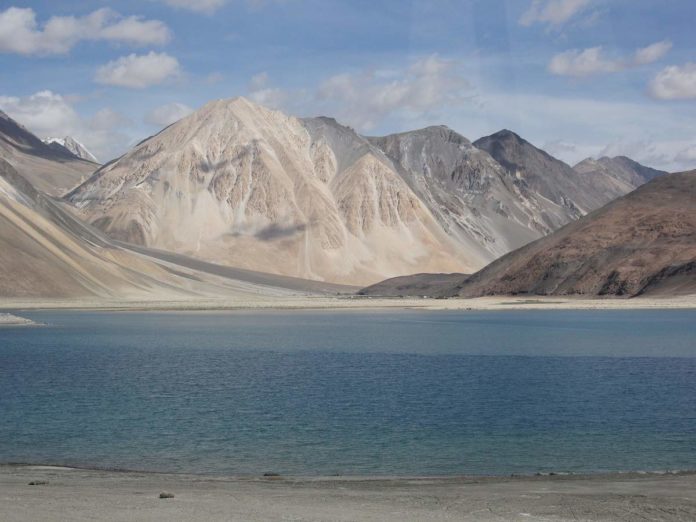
[0,111,97,197]
[370,170,694,298]
[573,156,666,187]
[65,97,662,286]
[43,136,99,163]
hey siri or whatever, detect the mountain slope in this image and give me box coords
[66,98,475,285]
[474,130,640,216]
[450,170,696,297]
[0,111,97,196]
[43,136,99,163]
[358,272,468,297]
[368,126,577,263]
[0,158,332,299]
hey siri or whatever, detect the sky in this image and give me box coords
[1,0,696,170]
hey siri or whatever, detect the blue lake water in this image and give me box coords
[1,309,695,476]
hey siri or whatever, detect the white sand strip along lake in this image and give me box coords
[1,294,696,312]
[1,466,695,521]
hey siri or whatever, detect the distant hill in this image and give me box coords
[358,272,468,297]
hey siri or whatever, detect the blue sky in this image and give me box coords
[1,0,696,170]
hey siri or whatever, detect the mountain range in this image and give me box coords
[361,170,695,298]
[64,97,662,286]
[1,97,690,300]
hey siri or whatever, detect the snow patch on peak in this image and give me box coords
[43,136,99,163]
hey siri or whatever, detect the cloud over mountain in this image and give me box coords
[145,102,193,127]
[316,55,471,131]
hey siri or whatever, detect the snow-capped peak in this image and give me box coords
[43,136,99,163]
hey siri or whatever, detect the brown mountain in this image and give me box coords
[358,272,468,297]
[451,170,696,297]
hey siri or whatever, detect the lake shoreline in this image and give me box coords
[3,462,695,480]
[2,294,696,313]
[2,464,695,521]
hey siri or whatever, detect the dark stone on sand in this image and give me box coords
[159,492,175,499]
[28,481,48,485]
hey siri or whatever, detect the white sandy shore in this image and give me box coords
[1,294,696,312]
[1,466,695,521]
[0,312,37,326]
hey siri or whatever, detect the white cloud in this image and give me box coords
[95,52,181,89]
[90,108,132,131]
[649,63,696,100]
[519,0,593,29]
[549,41,671,77]
[0,7,170,56]
[0,90,79,137]
[549,47,619,77]
[247,72,288,108]
[145,102,193,127]
[315,55,472,131]
[0,90,132,162]
[634,41,673,65]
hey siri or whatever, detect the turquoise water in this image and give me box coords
[1,309,695,476]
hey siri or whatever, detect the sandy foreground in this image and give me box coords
[1,466,695,521]
[1,294,696,312]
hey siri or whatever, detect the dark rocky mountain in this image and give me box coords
[473,130,641,218]
[368,126,575,263]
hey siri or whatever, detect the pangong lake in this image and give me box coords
[1,309,695,477]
